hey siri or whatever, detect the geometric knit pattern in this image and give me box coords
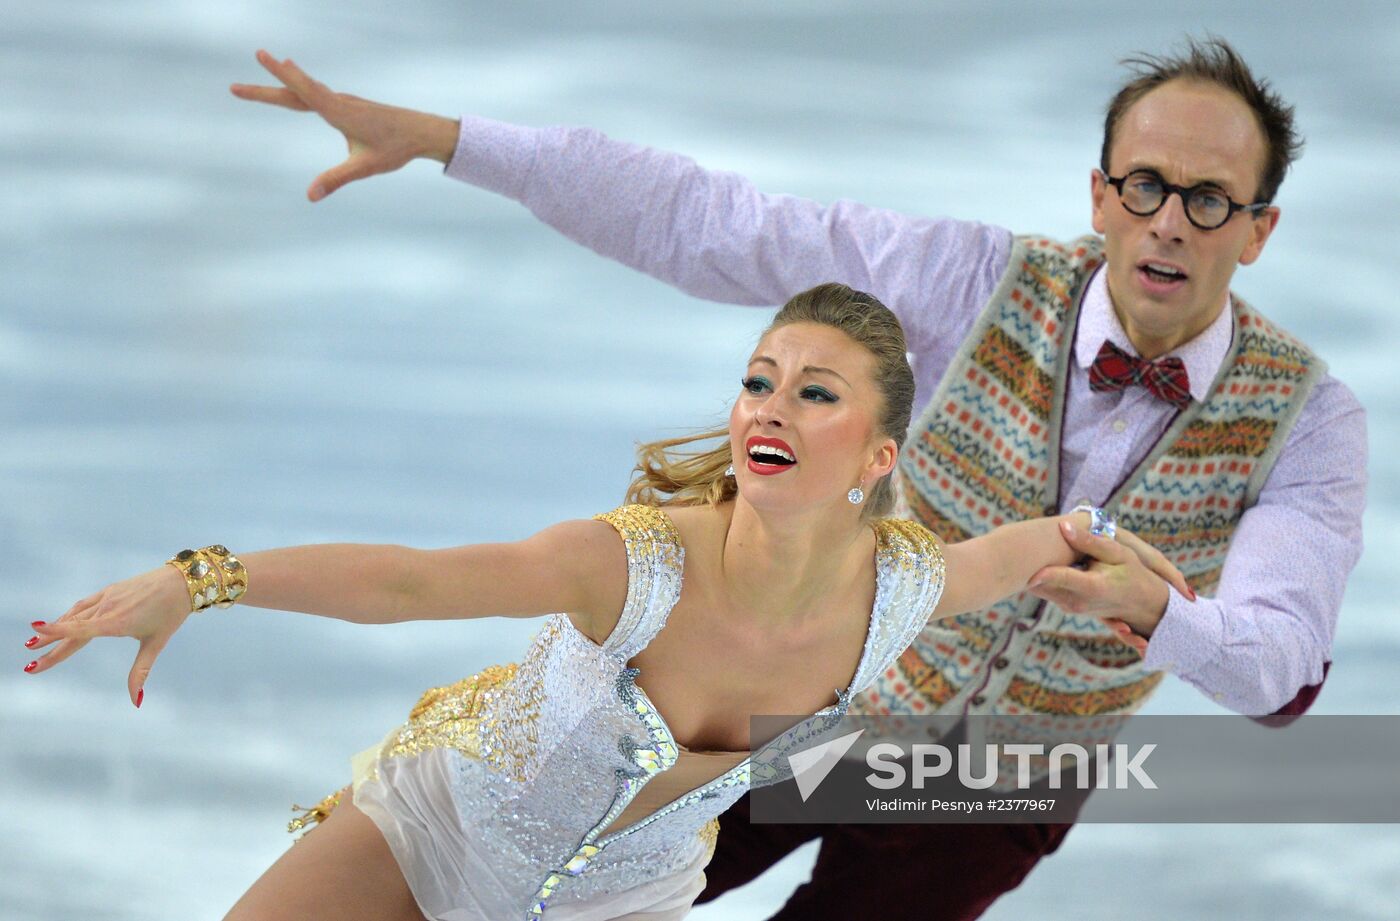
[857,234,1326,724]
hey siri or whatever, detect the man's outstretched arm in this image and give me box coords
[231,50,1011,360]
[445,116,1008,327]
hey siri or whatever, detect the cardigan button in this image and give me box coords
[1043,504,1059,517]
[971,694,987,706]
[994,657,1010,669]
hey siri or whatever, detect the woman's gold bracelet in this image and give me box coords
[166,545,248,612]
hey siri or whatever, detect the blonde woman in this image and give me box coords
[25,284,1183,921]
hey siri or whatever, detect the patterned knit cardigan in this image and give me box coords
[856,234,1326,721]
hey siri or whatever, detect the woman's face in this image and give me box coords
[729,322,896,515]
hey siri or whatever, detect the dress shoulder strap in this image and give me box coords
[591,504,686,658]
[849,518,947,694]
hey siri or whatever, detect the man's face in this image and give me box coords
[1091,79,1280,358]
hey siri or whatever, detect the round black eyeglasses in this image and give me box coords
[1100,169,1270,231]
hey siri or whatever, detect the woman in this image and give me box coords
[24,283,1182,921]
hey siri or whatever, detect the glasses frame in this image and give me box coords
[1099,168,1271,231]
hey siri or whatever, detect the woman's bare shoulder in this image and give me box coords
[661,502,732,556]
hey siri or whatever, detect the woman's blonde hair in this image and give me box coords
[625,282,914,518]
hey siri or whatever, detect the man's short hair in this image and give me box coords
[1100,36,1304,204]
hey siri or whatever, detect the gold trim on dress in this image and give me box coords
[287,788,344,837]
[388,663,520,761]
[698,817,720,863]
[285,664,522,837]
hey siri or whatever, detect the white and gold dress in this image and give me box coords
[303,504,944,920]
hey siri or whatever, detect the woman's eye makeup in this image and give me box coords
[741,375,772,393]
[739,376,838,403]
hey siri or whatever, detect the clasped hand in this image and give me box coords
[1031,520,1196,657]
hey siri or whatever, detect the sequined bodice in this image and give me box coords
[382,504,945,919]
[602,745,748,837]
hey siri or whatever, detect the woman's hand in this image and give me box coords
[25,566,193,707]
[229,49,460,201]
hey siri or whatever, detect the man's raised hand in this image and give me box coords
[230,50,459,201]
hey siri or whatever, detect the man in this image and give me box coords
[233,36,1366,919]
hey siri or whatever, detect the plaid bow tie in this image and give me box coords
[1088,340,1192,408]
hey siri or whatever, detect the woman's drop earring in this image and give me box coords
[725,465,735,477]
[848,485,865,505]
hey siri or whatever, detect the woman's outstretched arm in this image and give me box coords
[933,511,1190,622]
[236,520,626,625]
[25,519,627,703]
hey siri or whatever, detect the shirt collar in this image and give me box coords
[1074,265,1233,404]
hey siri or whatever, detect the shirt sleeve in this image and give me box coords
[444,115,1011,363]
[1139,374,1368,715]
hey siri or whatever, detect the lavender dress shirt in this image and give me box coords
[444,116,1368,716]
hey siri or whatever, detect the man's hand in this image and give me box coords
[1028,520,1195,654]
[229,49,460,201]
[1104,618,1150,656]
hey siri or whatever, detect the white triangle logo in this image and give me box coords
[789,729,865,802]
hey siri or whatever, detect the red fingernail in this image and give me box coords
[136,688,144,709]
[24,636,38,648]
[31,621,46,629]
[23,660,37,673]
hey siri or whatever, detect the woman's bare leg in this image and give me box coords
[225,788,427,921]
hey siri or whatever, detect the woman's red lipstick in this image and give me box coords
[745,436,798,476]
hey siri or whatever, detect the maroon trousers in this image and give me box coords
[695,795,1073,920]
